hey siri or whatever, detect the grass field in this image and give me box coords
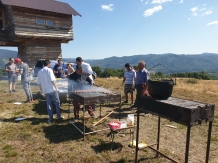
[0,77,217,163]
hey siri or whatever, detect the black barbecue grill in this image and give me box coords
[69,86,121,105]
[135,96,215,163]
[68,85,121,140]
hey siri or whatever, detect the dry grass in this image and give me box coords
[0,77,217,163]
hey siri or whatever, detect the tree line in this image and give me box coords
[0,67,214,80]
[92,66,212,80]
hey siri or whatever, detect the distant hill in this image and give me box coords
[1,49,218,73]
[64,53,218,73]
[0,49,17,68]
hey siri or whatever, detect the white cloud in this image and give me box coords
[192,13,197,16]
[151,0,172,4]
[141,0,143,1]
[101,4,114,11]
[202,10,212,16]
[200,8,206,11]
[207,21,218,26]
[143,5,162,17]
[145,0,150,4]
[188,18,190,20]
[190,7,198,13]
[179,0,184,3]
[203,4,206,6]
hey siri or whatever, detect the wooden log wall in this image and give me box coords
[4,5,15,41]
[12,6,73,41]
[18,41,62,68]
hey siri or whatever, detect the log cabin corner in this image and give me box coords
[0,0,81,67]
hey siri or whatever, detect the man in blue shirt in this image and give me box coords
[53,59,65,78]
[132,60,150,107]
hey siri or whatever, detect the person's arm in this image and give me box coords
[5,65,12,72]
[122,77,126,85]
[51,81,58,91]
[39,84,43,93]
[53,65,58,74]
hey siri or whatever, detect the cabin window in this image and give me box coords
[46,20,54,26]
[36,19,45,25]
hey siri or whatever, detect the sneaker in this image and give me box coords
[123,100,128,103]
[30,99,34,102]
[74,117,79,122]
[47,119,53,124]
[131,104,136,108]
[56,116,64,119]
[24,100,31,103]
[9,90,12,93]
[12,90,17,92]
[89,114,95,118]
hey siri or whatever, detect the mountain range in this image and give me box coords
[1,49,218,73]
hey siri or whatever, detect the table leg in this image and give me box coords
[134,108,140,163]
[110,131,115,151]
[83,107,85,140]
[185,125,191,163]
[206,121,213,163]
[100,104,102,117]
[157,116,161,157]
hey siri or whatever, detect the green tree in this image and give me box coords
[92,66,102,77]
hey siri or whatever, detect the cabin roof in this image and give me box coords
[0,0,81,16]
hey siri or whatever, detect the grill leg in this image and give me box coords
[134,107,140,163]
[185,125,191,163]
[157,116,161,157]
[206,121,213,163]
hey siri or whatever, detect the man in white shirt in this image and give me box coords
[76,57,96,110]
[122,63,136,105]
[76,57,93,84]
[37,60,64,124]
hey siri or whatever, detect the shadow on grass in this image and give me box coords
[43,123,84,143]
[91,142,123,153]
[32,98,68,116]
[1,117,69,125]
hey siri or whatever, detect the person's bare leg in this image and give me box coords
[125,93,128,101]
[131,92,134,104]
[9,82,12,91]
[12,82,16,90]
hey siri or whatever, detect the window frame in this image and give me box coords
[36,19,45,25]
[46,20,55,26]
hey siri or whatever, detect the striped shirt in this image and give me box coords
[124,69,136,84]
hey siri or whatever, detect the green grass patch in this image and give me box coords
[211,136,218,142]
[186,78,199,84]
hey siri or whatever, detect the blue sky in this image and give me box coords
[1,0,218,59]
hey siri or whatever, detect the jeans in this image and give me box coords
[45,91,61,120]
[21,80,33,100]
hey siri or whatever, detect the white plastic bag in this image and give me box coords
[127,114,134,126]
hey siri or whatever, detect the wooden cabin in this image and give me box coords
[0,0,81,67]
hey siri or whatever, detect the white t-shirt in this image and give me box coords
[37,67,56,94]
[124,69,136,84]
[81,62,93,81]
